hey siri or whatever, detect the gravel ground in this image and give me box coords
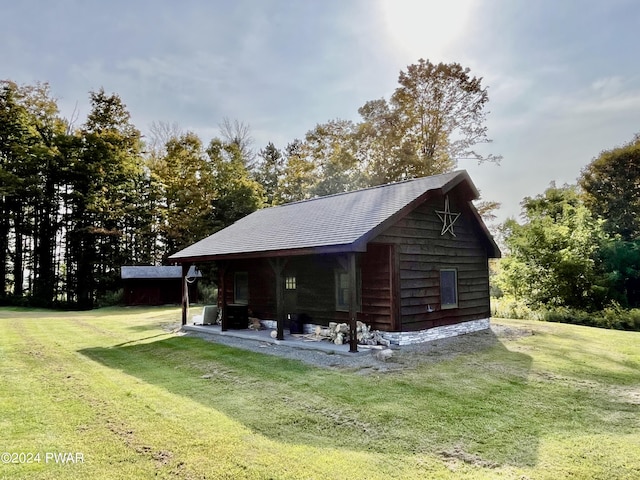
[180,323,532,374]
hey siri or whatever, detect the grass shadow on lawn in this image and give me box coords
[77,328,571,468]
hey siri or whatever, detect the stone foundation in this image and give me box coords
[379,318,491,345]
[259,318,490,346]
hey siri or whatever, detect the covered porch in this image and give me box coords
[178,249,364,352]
[182,322,373,356]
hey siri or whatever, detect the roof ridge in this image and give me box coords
[274,170,464,208]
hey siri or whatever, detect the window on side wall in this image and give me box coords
[234,272,249,304]
[335,269,361,312]
[440,269,458,309]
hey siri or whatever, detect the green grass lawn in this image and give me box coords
[0,307,638,479]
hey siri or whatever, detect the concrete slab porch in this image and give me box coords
[182,324,373,356]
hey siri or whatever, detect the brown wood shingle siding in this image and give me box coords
[291,255,338,325]
[216,188,493,333]
[220,259,276,319]
[361,244,394,331]
[373,194,490,331]
[219,250,397,329]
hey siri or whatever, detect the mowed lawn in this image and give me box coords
[0,307,638,479]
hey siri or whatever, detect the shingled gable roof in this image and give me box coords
[121,265,201,280]
[168,170,500,262]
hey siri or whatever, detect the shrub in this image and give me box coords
[541,307,592,326]
[491,297,541,320]
[96,289,124,307]
[197,282,218,305]
[492,296,640,331]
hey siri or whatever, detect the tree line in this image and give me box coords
[495,134,640,326]
[1,59,500,308]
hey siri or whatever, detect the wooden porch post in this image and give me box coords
[348,252,358,353]
[269,258,287,341]
[181,263,190,326]
[219,262,228,331]
[391,245,401,331]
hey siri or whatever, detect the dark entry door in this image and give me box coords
[283,271,298,330]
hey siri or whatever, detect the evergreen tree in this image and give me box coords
[69,88,143,307]
[276,139,316,204]
[254,142,284,206]
[207,138,264,231]
[0,81,67,303]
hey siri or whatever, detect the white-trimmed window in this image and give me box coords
[285,275,297,290]
[234,272,249,304]
[335,270,361,312]
[440,269,458,309]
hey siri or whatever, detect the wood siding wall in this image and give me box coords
[361,244,395,331]
[217,192,492,333]
[219,250,395,329]
[220,256,340,325]
[373,194,491,331]
[293,255,344,326]
[124,279,198,306]
[220,259,276,318]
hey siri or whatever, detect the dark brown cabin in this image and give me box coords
[121,266,200,306]
[169,170,500,350]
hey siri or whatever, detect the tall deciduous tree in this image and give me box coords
[304,119,363,196]
[147,120,183,158]
[579,134,640,241]
[218,118,255,170]
[152,132,214,257]
[497,184,609,309]
[356,98,406,185]
[356,59,501,183]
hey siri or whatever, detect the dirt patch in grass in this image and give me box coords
[438,444,500,469]
[610,386,640,405]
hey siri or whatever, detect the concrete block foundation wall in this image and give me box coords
[379,319,490,345]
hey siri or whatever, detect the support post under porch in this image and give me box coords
[219,262,228,331]
[348,252,358,353]
[268,258,287,341]
[181,263,190,326]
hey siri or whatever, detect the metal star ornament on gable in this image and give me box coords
[435,195,461,237]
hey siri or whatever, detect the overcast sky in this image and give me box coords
[2,0,639,225]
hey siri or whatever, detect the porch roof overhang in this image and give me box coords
[168,170,500,264]
[168,241,368,263]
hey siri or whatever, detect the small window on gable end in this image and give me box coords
[440,269,458,309]
[234,272,249,304]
